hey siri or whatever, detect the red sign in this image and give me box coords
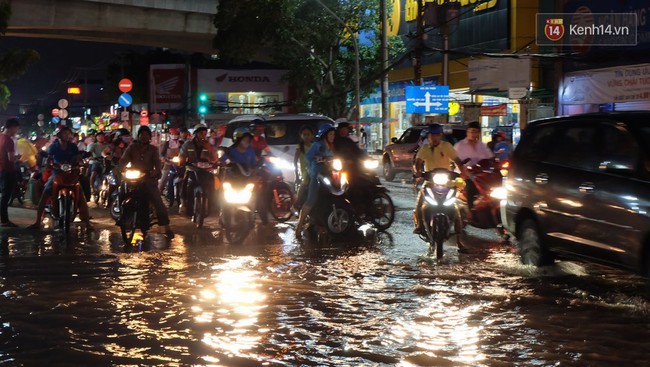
[544,18,565,42]
[119,78,133,93]
[480,104,508,116]
[151,67,184,105]
[140,110,148,117]
[140,116,149,126]
[51,108,59,117]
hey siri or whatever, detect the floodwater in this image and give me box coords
[1,187,649,366]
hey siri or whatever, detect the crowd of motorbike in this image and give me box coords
[14,122,509,257]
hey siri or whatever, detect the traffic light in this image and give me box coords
[198,93,208,115]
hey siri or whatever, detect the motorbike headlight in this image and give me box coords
[363,159,379,170]
[60,164,72,172]
[124,169,143,180]
[172,156,180,164]
[490,187,508,200]
[268,156,294,170]
[223,182,254,204]
[432,173,449,186]
[340,172,349,187]
[332,159,343,171]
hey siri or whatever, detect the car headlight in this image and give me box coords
[124,169,143,180]
[223,182,254,204]
[432,173,449,186]
[363,159,379,170]
[490,187,508,200]
[332,158,343,171]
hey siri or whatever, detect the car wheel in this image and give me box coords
[383,160,395,182]
[517,218,554,267]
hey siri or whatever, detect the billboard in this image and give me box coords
[150,64,186,112]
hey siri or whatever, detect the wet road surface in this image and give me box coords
[0,178,649,366]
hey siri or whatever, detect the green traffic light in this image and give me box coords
[198,105,208,114]
[199,94,208,102]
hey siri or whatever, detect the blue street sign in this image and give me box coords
[118,93,133,107]
[406,86,449,114]
[51,116,61,125]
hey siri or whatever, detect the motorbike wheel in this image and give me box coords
[326,206,351,235]
[434,218,445,259]
[224,209,251,244]
[193,190,205,228]
[269,183,294,222]
[110,196,121,221]
[120,209,138,245]
[369,192,395,231]
[60,195,72,235]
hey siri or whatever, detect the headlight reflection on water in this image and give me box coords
[195,256,268,358]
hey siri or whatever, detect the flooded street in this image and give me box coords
[1,181,649,366]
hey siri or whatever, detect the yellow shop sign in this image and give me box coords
[405,0,498,22]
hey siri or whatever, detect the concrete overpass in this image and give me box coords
[7,0,218,54]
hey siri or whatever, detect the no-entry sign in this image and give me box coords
[119,78,133,93]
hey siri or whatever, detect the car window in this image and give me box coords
[264,119,330,146]
[546,125,599,171]
[400,128,421,144]
[515,124,557,161]
[599,124,639,172]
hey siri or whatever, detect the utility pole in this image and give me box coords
[380,0,390,149]
[412,0,424,125]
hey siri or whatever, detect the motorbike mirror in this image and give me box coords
[391,137,398,143]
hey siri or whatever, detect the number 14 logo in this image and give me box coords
[544,18,565,41]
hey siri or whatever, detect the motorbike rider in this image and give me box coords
[178,124,218,217]
[492,131,512,161]
[249,119,272,158]
[219,127,270,225]
[86,131,108,198]
[27,126,93,230]
[158,127,183,193]
[453,121,493,213]
[412,124,468,239]
[295,124,336,239]
[118,125,174,238]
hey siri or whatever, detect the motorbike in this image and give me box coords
[162,156,184,208]
[346,157,395,231]
[9,162,31,206]
[98,158,120,221]
[50,162,85,235]
[264,156,295,222]
[416,168,465,259]
[185,161,221,229]
[303,157,356,243]
[456,158,508,239]
[117,165,156,244]
[220,163,257,244]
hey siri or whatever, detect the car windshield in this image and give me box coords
[264,119,331,145]
[401,128,422,144]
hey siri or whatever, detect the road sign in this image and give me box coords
[406,86,449,114]
[51,108,59,117]
[140,110,148,117]
[121,111,130,121]
[37,113,44,121]
[58,108,69,119]
[140,116,149,126]
[118,93,133,107]
[58,99,69,109]
[119,78,133,93]
[52,116,61,124]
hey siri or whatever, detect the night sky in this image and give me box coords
[1,36,151,123]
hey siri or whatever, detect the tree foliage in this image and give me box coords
[214,0,404,119]
[0,2,40,109]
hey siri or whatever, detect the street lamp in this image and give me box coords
[313,0,361,124]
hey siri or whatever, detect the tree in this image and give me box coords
[0,2,40,109]
[213,0,404,119]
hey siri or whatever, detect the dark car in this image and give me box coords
[503,111,650,277]
[381,124,465,181]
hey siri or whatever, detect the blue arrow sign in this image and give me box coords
[406,86,449,114]
[118,93,133,107]
[51,116,61,125]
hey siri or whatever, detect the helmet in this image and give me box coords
[249,119,264,128]
[137,125,152,136]
[337,121,350,129]
[193,124,208,135]
[316,123,335,139]
[168,127,180,135]
[233,127,253,143]
[466,121,481,130]
[114,128,130,138]
[53,125,71,137]
[87,129,97,136]
[425,123,443,136]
